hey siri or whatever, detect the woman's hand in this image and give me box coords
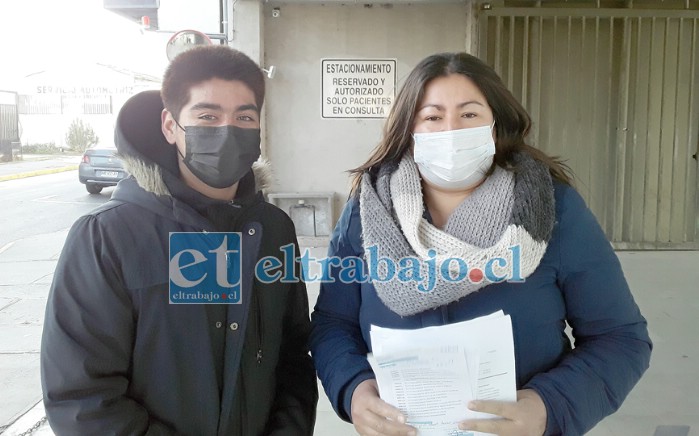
[458,389,547,436]
[350,379,417,436]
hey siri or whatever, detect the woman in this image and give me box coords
[310,52,651,436]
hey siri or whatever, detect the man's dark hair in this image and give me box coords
[161,45,265,121]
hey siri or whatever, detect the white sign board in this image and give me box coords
[322,59,396,119]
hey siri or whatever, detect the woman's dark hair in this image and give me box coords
[161,45,265,121]
[350,52,572,193]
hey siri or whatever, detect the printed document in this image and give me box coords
[368,311,516,436]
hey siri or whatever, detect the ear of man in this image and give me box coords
[161,109,178,145]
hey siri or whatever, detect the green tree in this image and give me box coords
[65,118,98,153]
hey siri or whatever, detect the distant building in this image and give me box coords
[15,63,160,149]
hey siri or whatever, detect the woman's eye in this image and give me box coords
[425,115,440,121]
[462,112,478,119]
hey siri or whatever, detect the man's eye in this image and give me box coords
[198,114,216,121]
[238,115,257,122]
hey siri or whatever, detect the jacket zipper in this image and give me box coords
[255,286,263,365]
[237,205,262,365]
[239,369,246,436]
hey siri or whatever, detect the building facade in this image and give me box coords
[15,63,159,150]
[108,0,699,249]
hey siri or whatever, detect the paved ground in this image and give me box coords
[0,155,84,435]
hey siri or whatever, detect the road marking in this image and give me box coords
[34,195,57,201]
[0,241,15,255]
[32,194,102,205]
[33,198,96,205]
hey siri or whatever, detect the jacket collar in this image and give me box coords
[121,153,273,200]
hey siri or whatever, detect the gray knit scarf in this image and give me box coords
[359,152,555,316]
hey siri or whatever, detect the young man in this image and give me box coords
[41,46,318,435]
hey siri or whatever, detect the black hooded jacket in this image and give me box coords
[40,91,318,435]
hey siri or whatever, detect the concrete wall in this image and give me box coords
[257,1,477,222]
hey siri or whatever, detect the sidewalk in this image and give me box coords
[0,157,80,435]
[0,154,81,182]
[0,229,67,435]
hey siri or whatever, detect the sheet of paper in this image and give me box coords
[368,346,476,435]
[369,311,517,436]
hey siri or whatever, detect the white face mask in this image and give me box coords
[413,123,496,190]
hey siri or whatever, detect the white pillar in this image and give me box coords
[226,0,268,156]
[465,0,480,55]
[227,0,264,65]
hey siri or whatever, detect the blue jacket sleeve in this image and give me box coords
[309,197,375,423]
[41,215,180,435]
[524,185,652,435]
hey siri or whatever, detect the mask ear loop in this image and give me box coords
[173,118,186,132]
[171,117,187,160]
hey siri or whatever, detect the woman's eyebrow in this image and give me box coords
[457,100,485,108]
[417,100,484,112]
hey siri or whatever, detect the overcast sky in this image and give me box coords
[0,0,172,87]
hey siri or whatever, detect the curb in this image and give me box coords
[0,165,79,182]
[0,399,49,436]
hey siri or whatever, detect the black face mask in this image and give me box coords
[176,123,261,189]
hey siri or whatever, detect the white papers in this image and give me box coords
[368,311,516,436]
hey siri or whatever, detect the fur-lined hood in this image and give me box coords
[114,90,272,198]
[120,154,273,198]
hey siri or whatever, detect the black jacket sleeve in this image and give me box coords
[264,233,318,435]
[40,215,179,435]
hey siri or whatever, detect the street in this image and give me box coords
[0,170,112,430]
[0,170,111,248]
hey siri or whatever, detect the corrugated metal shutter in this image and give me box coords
[480,5,699,249]
[18,95,62,115]
[18,95,112,115]
[61,95,112,115]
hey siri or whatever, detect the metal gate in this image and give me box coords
[479,4,699,249]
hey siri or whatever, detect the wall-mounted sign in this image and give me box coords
[35,86,134,95]
[321,59,396,119]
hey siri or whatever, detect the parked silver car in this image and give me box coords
[78,145,128,194]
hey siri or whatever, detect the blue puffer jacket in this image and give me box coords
[310,182,651,436]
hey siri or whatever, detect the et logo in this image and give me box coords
[168,232,242,304]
